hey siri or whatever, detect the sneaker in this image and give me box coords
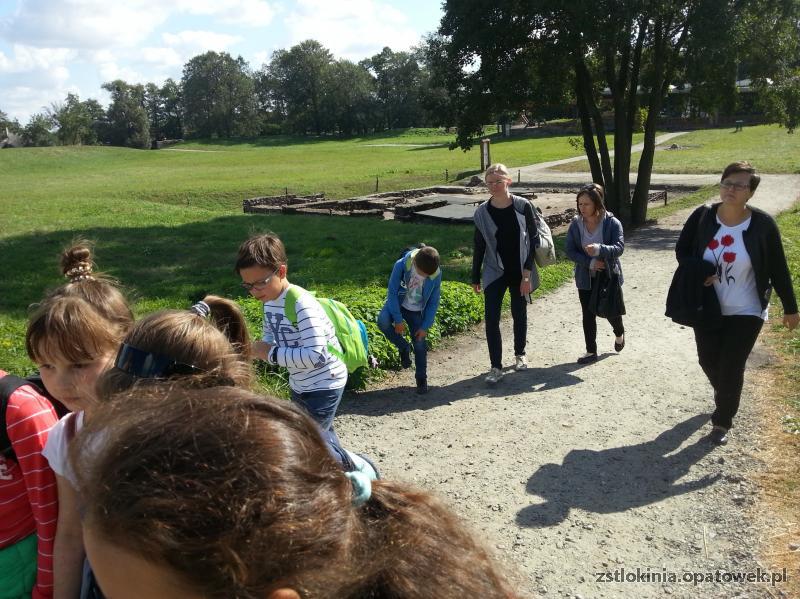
[709,425,729,445]
[514,355,528,371]
[577,352,598,365]
[416,378,428,395]
[614,334,625,352]
[485,367,503,384]
[399,348,412,369]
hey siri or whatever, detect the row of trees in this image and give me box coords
[2,41,453,148]
[436,0,800,225]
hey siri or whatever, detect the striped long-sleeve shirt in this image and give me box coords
[0,371,58,599]
[263,286,348,393]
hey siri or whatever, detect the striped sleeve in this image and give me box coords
[275,294,337,371]
[7,386,58,599]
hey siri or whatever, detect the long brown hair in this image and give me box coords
[97,295,252,395]
[74,386,517,599]
[26,241,133,364]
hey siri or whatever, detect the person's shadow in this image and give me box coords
[516,414,719,528]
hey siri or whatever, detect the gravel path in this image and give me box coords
[336,174,800,598]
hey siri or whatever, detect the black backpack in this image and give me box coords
[0,374,69,462]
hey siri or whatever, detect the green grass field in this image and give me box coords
[549,124,800,174]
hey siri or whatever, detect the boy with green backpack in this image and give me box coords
[236,233,351,439]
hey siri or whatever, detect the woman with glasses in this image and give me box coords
[565,183,626,365]
[673,161,798,445]
[472,163,539,384]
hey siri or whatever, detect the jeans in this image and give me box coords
[483,276,528,369]
[377,305,428,381]
[291,386,345,442]
[578,280,625,354]
[693,315,763,430]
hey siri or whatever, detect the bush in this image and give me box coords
[237,280,483,394]
[633,107,648,133]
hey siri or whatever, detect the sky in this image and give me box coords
[0,0,445,123]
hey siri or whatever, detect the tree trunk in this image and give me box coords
[574,62,603,183]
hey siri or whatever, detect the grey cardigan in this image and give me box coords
[472,195,540,292]
[565,212,625,290]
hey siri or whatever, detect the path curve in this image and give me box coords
[336,174,800,597]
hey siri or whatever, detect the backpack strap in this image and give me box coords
[283,284,303,328]
[0,375,41,462]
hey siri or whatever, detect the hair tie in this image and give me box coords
[65,265,94,283]
[345,470,372,507]
[189,301,210,318]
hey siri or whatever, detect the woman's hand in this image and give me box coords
[783,313,799,330]
[472,283,482,294]
[703,275,719,287]
[584,244,600,257]
[590,258,606,271]
[519,279,533,296]
[394,322,407,335]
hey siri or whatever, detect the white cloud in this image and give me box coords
[162,30,243,53]
[175,0,276,27]
[0,44,76,73]
[283,0,419,60]
[0,0,172,49]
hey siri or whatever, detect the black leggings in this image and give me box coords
[693,315,763,430]
[484,276,528,369]
[577,278,624,354]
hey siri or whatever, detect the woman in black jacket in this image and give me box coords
[673,161,798,445]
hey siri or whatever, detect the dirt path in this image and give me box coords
[336,174,800,598]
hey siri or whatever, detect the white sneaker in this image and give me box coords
[514,355,528,371]
[485,367,503,384]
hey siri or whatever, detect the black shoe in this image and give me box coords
[577,353,598,365]
[614,335,625,352]
[416,379,428,395]
[399,348,412,369]
[709,425,729,445]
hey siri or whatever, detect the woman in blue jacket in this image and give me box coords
[377,246,442,394]
[565,183,625,364]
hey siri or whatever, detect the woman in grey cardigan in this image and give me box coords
[471,163,539,384]
[565,183,625,364]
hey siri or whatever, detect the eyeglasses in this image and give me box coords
[241,268,279,291]
[720,180,750,191]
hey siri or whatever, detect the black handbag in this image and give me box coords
[589,269,626,319]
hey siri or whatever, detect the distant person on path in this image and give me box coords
[377,245,442,395]
[28,242,134,599]
[74,385,517,599]
[472,163,539,384]
[672,161,798,445]
[236,233,348,440]
[565,183,626,364]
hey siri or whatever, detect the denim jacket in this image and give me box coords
[383,249,442,331]
[565,211,625,290]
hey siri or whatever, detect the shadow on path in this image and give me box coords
[516,414,718,528]
[341,355,616,417]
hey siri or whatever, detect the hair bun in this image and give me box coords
[61,242,95,283]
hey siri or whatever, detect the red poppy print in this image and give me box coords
[707,234,738,285]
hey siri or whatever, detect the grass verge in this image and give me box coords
[754,204,800,594]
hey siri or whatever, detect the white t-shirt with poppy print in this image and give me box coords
[702,216,767,319]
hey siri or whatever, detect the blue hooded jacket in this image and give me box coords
[383,248,442,331]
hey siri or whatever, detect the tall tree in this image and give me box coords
[22,113,55,147]
[101,80,150,149]
[160,78,184,139]
[0,109,22,135]
[48,93,105,145]
[260,41,334,135]
[182,51,257,138]
[323,59,379,136]
[440,0,800,225]
[361,47,427,129]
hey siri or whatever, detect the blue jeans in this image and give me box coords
[377,305,428,381]
[483,276,528,369]
[291,386,345,442]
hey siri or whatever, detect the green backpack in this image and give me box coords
[284,286,370,373]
